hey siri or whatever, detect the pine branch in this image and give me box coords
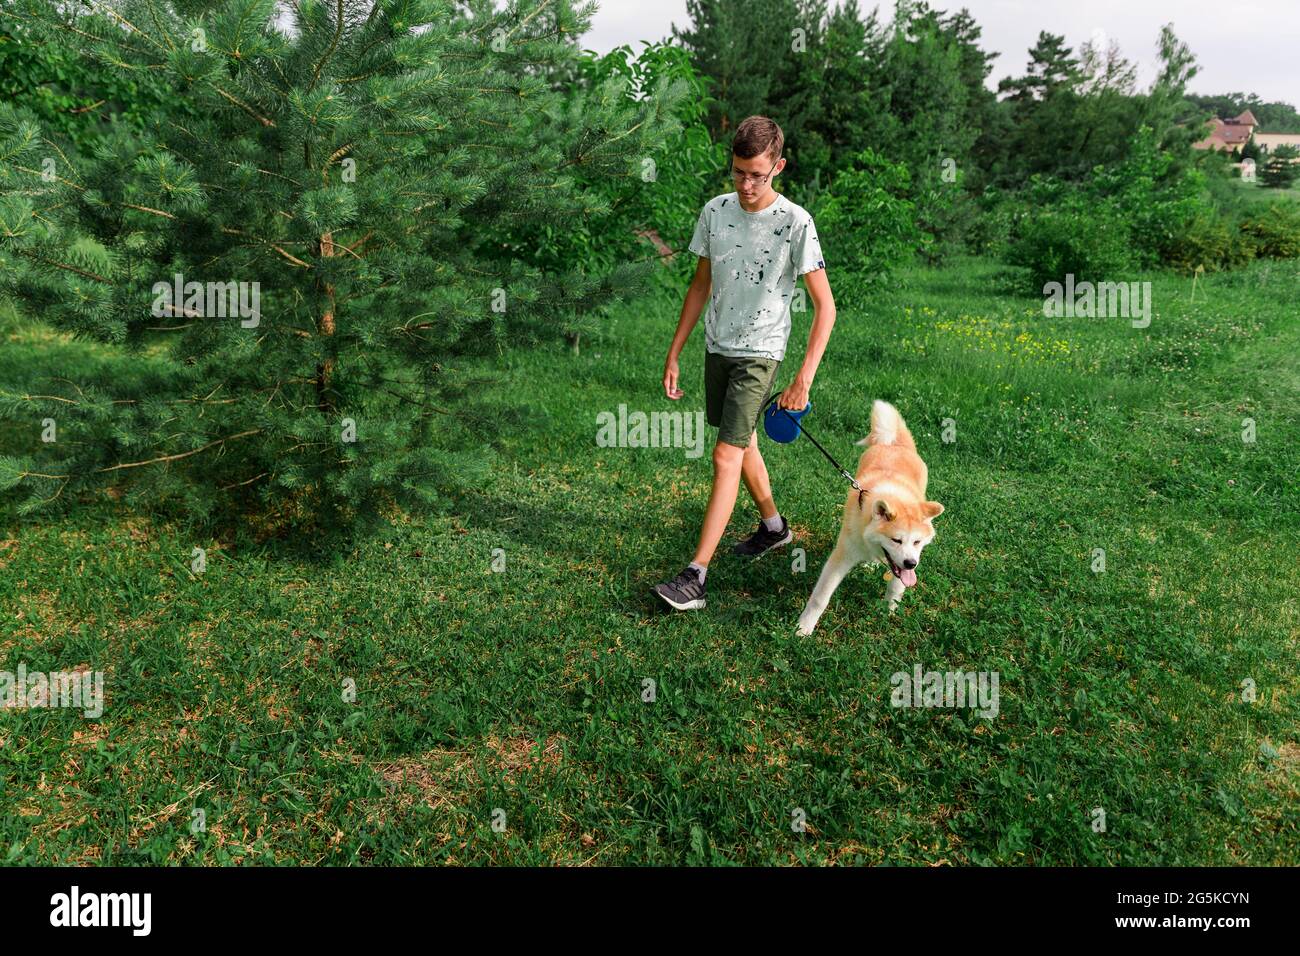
[211,85,277,127]
[140,0,177,53]
[14,250,111,284]
[309,0,348,92]
[95,429,264,473]
[506,0,556,42]
[120,202,178,220]
[220,471,268,491]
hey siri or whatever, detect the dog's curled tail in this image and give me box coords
[856,400,915,449]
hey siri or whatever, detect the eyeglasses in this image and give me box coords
[729,161,779,186]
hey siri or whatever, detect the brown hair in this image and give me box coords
[732,116,784,162]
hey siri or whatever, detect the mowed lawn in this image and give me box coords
[0,256,1296,865]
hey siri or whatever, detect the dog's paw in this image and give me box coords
[795,618,816,636]
[887,600,900,615]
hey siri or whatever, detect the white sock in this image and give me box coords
[763,513,783,533]
[688,561,708,583]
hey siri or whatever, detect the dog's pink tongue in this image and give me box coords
[899,568,917,588]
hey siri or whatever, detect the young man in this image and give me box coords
[654,115,836,612]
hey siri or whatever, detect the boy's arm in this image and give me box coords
[777,268,836,410]
[663,256,712,400]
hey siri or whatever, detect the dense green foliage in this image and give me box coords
[1006,128,1300,285]
[501,40,722,295]
[0,13,191,152]
[1006,185,1138,290]
[670,0,1300,279]
[1240,201,1300,259]
[0,0,680,536]
[811,148,921,283]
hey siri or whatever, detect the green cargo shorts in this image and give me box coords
[704,350,783,449]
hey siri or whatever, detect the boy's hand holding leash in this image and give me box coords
[776,373,811,411]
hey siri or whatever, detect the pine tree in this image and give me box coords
[814,0,879,176]
[0,0,680,538]
[677,0,870,195]
[1143,23,1202,154]
[673,0,799,139]
[997,31,1080,103]
[992,31,1082,182]
[1260,145,1299,188]
[868,1,985,258]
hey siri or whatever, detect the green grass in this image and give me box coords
[1,255,1296,865]
[1228,174,1300,204]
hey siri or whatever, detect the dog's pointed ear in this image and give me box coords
[922,501,945,520]
[872,498,895,522]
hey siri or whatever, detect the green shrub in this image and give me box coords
[1161,212,1256,273]
[1197,150,1252,219]
[1084,127,1214,269]
[1006,189,1137,291]
[0,15,190,153]
[911,178,975,266]
[999,127,1269,280]
[965,186,1017,256]
[1240,202,1300,259]
[812,148,923,284]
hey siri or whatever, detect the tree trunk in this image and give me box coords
[316,230,336,411]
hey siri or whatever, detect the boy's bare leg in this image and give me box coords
[740,430,778,521]
[691,439,748,567]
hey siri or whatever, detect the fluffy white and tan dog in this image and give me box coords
[796,400,944,634]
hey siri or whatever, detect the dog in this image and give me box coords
[796,400,943,634]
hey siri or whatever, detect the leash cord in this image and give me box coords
[762,393,865,500]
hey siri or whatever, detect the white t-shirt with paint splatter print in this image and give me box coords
[687,191,825,362]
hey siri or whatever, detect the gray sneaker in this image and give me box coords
[732,516,793,557]
[653,565,707,611]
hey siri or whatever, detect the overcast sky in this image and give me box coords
[582,0,1297,108]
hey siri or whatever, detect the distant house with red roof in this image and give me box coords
[1192,109,1300,156]
[1192,110,1258,151]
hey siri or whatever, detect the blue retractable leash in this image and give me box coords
[761,392,867,506]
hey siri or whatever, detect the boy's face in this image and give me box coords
[731,150,785,205]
